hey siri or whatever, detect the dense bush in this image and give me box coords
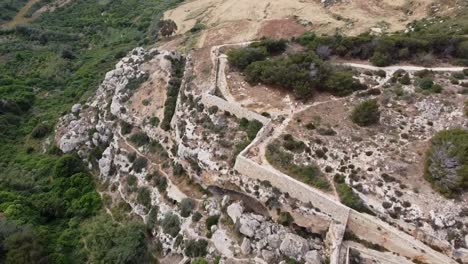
[121,121,133,135]
[129,132,150,146]
[277,211,294,226]
[31,123,50,138]
[205,215,220,230]
[161,57,185,130]
[83,214,151,263]
[239,118,263,140]
[334,176,374,215]
[350,100,380,126]
[249,38,288,54]
[161,213,181,237]
[180,198,195,217]
[296,30,468,66]
[184,239,208,258]
[228,47,268,70]
[132,156,148,173]
[324,71,367,96]
[425,129,468,197]
[137,187,152,209]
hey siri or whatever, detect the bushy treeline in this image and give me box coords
[296,31,468,66]
[161,56,186,130]
[228,39,366,99]
[0,154,102,263]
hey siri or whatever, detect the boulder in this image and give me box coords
[241,238,251,255]
[221,195,230,207]
[261,250,276,262]
[239,215,260,238]
[280,233,309,260]
[227,202,243,223]
[71,103,82,113]
[304,250,322,264]
[267,234,281,249]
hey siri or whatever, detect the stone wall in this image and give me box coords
[347,211,457,264]
[200,94,270,124]
[234,156,350,223]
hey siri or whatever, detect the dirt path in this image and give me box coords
[116,129,192,203]
[340,62,466,73]
[4,0,39,28]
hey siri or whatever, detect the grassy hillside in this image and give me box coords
[0,0,181,262]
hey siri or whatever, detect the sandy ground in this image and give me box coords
[163,0,456,47]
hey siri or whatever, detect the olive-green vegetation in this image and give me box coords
[266,143,330,190]
[425,129,468,197]
[228,39,366,99]
[296,13,468,67]
[0,0,181,262]
[334,174,374,215]
[0,0,29,23]
[161,56,186,130]
[350,99,380,127]
[184,239,208,258]
[82,213,153,263]
[239,118,263,140]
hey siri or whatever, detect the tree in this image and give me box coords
[370,52,391,67]
[351,99,380,126]
[158,19,178,37]
[83,214,150,264]
[425,129,468,197]
[184,239,208,258]
[324,71,367,96]
[52,154,83,178]
[180,198,195,217]
[227,47,268,70]
[161,213,181,237]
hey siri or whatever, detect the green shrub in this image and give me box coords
[149,116,160,127]
[419,78,434,90]
[192,258,209,264]
[324,71,367,96]
[370,52,391,67]
[351,99,380,127]
[132,156,148,173]
[336,183,374,215]
[31,123,50,138]
[227,47,268,70]
[161,57,185,131]
[277,211,294,226]
[190,23,206,33]
[250,38,288,54]
[205,215,219,230]
[137,187,152,209]
[130,132,150,146]
[180,198,195,217]
[399,73,411,85]
[127,175,138,186]
[161,213,181,237]
[184,239,208,258]
[121,121,133,135]
[53,154,83,178]
[425,129,468,197]
[192,212,202,222]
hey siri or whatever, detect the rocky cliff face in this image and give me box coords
[55,47,329,263]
